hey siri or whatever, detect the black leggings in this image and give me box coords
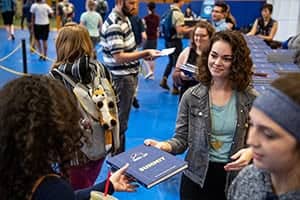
[180,162,227,200]
[163,39,182,79]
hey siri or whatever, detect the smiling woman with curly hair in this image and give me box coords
[0,75,136,200]
[198,30,253,91]
[145,31,256,200]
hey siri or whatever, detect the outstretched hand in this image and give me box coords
[144,139,172,152]
[144,49,161,61]
[109,163,139,192]
[224,147,253,171]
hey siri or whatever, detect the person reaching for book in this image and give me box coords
[0,75,137,200]
[145,31,256,200]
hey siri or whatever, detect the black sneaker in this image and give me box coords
[171,87,180,95]
[39,55,46,61]
[132,97,140,109]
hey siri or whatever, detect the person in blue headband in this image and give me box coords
[228,73,300,200]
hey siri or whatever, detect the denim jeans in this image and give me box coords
[112,74,138,153]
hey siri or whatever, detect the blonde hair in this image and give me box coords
[53,23,94,69]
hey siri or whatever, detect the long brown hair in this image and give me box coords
[190,21,215,50]
[52,23,94,69]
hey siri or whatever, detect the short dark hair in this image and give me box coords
[148,2,155,11]
[214,1,228,13]
[261,3,273,14]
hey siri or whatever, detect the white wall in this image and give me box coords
[267,0,300,41]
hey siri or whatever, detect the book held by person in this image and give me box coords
[106,144,188,189]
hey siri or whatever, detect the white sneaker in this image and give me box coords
[149,75,155,80]
[145,72,154,79]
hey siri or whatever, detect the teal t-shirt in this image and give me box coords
[80,11,102,37]
[209,91,237,163]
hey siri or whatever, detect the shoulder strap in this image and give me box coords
[170,9,174,23]
[93,60,106,78]
[29,174,60,200]
[53,68,77,88]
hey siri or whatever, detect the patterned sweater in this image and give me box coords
[228,164,300,200]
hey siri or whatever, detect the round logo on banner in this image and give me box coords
[204,6,213,15]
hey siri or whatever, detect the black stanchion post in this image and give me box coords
[21,39,28,74]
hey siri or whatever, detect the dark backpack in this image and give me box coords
[160,9,177,40]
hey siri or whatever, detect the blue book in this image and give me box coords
[179,63,198,77]
[106,144,188,189]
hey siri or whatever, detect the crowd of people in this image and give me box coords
[0,0,300,200]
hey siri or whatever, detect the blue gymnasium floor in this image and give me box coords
[0,28,188,200]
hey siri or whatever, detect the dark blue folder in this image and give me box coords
[106,144,188,189]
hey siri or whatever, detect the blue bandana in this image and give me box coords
[253,86,300,141]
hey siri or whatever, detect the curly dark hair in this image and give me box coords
[147,2,155,11]
[0,75,83,199]
[197,31,253,91]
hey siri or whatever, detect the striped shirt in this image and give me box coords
[100,8,139,76]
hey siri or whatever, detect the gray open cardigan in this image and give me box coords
[167,83,257,190]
